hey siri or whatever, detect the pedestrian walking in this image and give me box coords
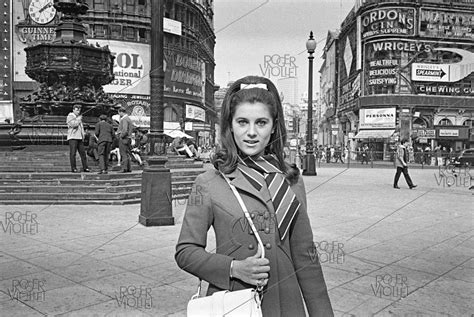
[66,104,90,173]
[394,139,417,189]
[116,107,134,173]
[175,76,333,316]
[334,146,344,163]
[321,148,326,162]
[435,145,443,166]
[424,145,431,165]
[95,114,114,174]
[361,144,369,164]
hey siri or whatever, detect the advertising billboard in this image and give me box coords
[94,40,150,95]
[419,8,473,41]
[164,49,204,103]
[361,7,415,40]
[359,108,396,129]
[364,39,474,96]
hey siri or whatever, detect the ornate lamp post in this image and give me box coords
[303,31,317,176]
[139,0,174,227]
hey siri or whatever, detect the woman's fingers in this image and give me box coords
[252,264,270,274]
[252,272,269,280]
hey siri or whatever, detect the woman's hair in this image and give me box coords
[212,75,299,184]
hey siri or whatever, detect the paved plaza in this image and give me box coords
[0,166,472,316]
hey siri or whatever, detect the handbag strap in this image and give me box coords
[220,172,265,259]
[191,172,266,299]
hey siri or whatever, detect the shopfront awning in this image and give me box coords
[164,130,194,139]
[354,129,395,139]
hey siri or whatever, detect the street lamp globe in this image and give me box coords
[306,31,317,54]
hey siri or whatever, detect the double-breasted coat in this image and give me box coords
[175,167,333,317]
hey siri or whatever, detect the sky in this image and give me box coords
[213,0,355,98]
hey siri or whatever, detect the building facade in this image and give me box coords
[319,30,339,148]
[322,0,474,160]
[2,0,217,147]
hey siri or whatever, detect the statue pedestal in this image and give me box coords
[139,156,174,226]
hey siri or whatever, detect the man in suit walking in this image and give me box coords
[66,104,90,173]
[95,114,114,174]
[394,138,417,189]
[116,107,134,173]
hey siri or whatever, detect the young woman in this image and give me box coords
[175,76,333,316]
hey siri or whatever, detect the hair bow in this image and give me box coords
[240,83,268,90]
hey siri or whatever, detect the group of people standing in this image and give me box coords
[412,144,458,166]
[317,145,349,164]
[66,105,146,174]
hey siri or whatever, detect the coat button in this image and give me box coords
[251,213,256,219]
[248,244,254,250]
[265,243,272,249]
[264,228,270,234]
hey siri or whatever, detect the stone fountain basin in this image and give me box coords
[25,43,114,85]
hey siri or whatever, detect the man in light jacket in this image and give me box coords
[394,138,417,189]
[66,104,90,173]
[116,107,134,172]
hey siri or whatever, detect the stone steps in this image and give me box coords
[0,198,142,205]
[0,190,142,201]
[0,148,205,204]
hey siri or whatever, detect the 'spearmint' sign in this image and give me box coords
[412,63,450,82]
[412,47,474,83]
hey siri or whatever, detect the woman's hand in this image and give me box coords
[232,245,270,287]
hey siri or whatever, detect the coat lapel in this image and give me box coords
[225,169,275,214]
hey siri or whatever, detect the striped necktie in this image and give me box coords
[238,155,300,240]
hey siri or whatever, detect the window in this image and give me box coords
[125,0,135,12]
[164,107,179,122]
[94,25,106,38]
[463,120,472,127]
[110,25,121,39]
[413,117,427,129]
[93,0,105,10]
[138,28,147,42]
[124,27,135,40]
[439,118,453,126]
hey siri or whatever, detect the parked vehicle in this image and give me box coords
[453,148,474,167]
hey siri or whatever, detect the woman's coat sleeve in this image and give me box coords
[175,174,234,290]
[290,177,334,316]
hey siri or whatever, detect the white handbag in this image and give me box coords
[187,174,265,317]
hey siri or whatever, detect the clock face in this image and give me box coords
[29,0,57,25]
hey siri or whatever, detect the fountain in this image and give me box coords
[3,0,116,147]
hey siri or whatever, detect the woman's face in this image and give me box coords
[231,102,274,157]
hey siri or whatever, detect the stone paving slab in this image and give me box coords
[0,166,472,316]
